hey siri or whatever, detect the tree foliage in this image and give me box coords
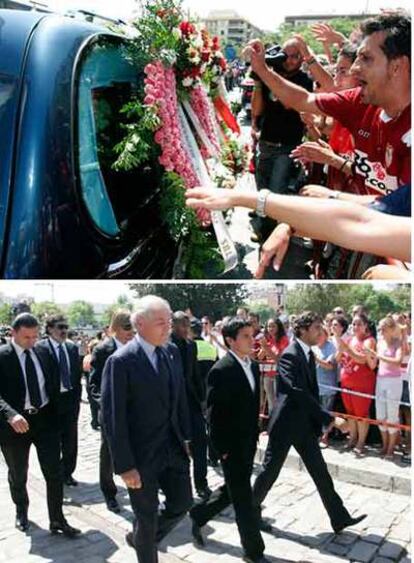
[286,284,410,321]
[0,302,13,325]
[129,283,249,320]
[31,302,64,323]
[67,301,96,328]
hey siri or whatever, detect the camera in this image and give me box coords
[250,44,287,80]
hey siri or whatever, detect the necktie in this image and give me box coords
[24,350,42,408]
[308,349,316,373]
[58,344,71,390]
[155,347,171,405]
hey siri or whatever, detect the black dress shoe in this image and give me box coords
[333,514,367,534]
[126,531,134,548]
[15,512,29,532]
[50,520,81,538]
[196,486,212,500]
[259,517,273,533]
[106,498,121,513]
[64,476,78,487]
[191,519,205,546]
[243,556,271,563]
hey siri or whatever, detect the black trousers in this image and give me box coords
[0,406,64,523]
[128,449,192,563]
[100,427,117,501]
[58,393,79,480]
[189,408,208,491]
[190,451,265,560]
[252,428,351,529]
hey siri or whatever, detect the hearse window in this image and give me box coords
[0,74,17,194]
[77,39,159,236]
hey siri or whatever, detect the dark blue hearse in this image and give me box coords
[0,9,178,278]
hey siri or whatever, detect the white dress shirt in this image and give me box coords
[229,351,255,392]
[113,337,125,350]
[296,338,311,362]
[49,337,71,393]
[12,340,48,409]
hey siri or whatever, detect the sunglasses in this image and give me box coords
[121,325,133,331]
[56,324,69,330]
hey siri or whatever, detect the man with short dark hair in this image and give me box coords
[89,310,135,513]
[36,314,82,487]
[0,313,80,537]
[252,311,366,534]
[190,318,269,563]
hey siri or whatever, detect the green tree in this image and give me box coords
[285,284,410,321]
[67,301,96,328]
[274,18,362,55]
[31,302,64,323]
[129,283,249,320]
[0,302,13,325]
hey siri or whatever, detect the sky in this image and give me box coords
[47,0,411,30]
[0,281,400,305]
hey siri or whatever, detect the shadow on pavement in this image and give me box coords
[27,523,119,562]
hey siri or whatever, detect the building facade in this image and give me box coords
[201,10,263,48]
[284,13,377,27]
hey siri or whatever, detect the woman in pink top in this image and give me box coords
[366,317,403,459]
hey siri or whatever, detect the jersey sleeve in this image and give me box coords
[315,88,364,131]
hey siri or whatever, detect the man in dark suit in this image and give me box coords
[252,311,366,534]
[36,315,82,487]
[89,310,134,513]
[190,317,269,563]
[101,296,193,563]
[0,313,81,537]
[171,312,211,500]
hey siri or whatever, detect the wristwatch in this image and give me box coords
[256,189,270,217]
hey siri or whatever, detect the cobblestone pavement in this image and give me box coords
[0,399,411,563]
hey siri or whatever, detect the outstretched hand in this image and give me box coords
[242,39,267,74]
[311,22,346,46]
[291,139,334,165]
[185,187,236,211]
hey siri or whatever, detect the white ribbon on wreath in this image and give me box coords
[177,103,238,274]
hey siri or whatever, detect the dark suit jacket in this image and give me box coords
[89,337,117,406]
[101,337,191,475]
[35,338,82,403]
[0,343,59,442]
[207,352,260,459]
[268,340,333,438]
[171,334,204,411]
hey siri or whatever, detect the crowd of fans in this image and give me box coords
[186,10,411,280]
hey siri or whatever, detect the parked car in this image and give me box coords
[0,9,179,278]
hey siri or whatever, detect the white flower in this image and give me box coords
[192,34,204,49]
[182,77,194,87]
[172,28,182,40]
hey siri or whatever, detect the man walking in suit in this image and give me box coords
[101,296,193,563]
[252,311,366,534]
[36,315,82,487]
[190,317,269,563]
[0,313,81,537]
[89,310,135,513]
[171,312,211,500]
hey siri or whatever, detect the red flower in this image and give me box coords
[190,66,201,78]
[180,21,195,36]
[219,57,227,70]
[201,50,210,62]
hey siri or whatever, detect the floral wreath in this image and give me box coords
[113,0,249,277]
